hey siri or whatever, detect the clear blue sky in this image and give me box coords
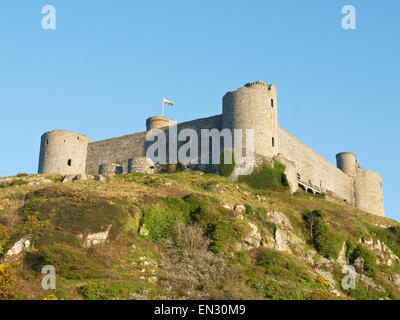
[0,1,399,220]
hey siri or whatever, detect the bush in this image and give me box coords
[256,250,307,280]
[208,220,247,254]
[219,150,235,177]
[0,264,16,299]
[141,197,191,242]
[160,224,246,299]
[26,245,100,279]
[176,162,186,172]
[349,245,377,279]
[184,194,220,232]
[238,161,289,190]
[303,210,343,259]
[252,250,325,299]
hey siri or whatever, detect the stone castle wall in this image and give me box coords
[85,132,147,175]
[277,127,354,202]
[37,80,385,216]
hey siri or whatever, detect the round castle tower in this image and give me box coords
[336,152,357,177]
[222,80,278,159]
[146,116,174,131]
[336,152,385,217]
[38,130,92,175]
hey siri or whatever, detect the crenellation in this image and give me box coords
[37,80,385,217]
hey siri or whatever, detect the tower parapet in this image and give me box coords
[146,116,174,131]
[38,130,92,175]
[336,152,357,177]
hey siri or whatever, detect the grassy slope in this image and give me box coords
[0,171,399,300]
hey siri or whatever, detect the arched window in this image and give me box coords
[271,98,274,108]
[272,137,275,147]
[67,159,72,166]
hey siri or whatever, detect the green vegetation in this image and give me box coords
[238,161,289,191]
[0,170,399,300]
[80,281,156,300]
[303,210,343,259]
[0,264,16,299]
[0,179,28,189]
[246,249,331,300]
[26,245,100,280]
[349,245,377,279]
[219,150,235,177]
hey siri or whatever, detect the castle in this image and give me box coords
[37,80,385,217]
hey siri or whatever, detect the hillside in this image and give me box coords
[0,170,399,300]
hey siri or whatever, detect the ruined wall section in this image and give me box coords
[85,132,147,175]
[278,126,354,203]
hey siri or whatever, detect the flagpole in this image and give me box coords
[162,98,164,116]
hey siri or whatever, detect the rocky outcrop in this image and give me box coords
[4,237,30,260]
[236,222,262,250]
[358,238,399,266]
[82,225,112,248]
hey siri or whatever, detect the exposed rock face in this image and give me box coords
[237,211,303,253]
[139,224,149,237]
[272,228,302,252]
[83,225,112,248]
[4,237,30,260]
[265,211,302,253]
[266,211,292,230]
[336,242,347,265]
[358,238,399,266]
[236,222,262,251]
[234,205,246,213]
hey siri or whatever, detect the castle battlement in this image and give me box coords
[38,81,385,217]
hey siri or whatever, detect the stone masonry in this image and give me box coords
[37,80,385,217]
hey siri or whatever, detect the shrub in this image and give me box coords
[256,250,307,279]
[160,224,246,299]
[253,250,323,299]
[0,264,16,299]
[176,162,186,172]
[141,197,191,242]
[238,161,289,190]
[219,150,235,177]
[0,224,8,240]
[208,220,247,254]
[349,245,377,279]
[26,245,100,279]
[184,194,220,232]
[303,210,343,259]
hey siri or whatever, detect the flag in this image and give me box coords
[163,98,174,106]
